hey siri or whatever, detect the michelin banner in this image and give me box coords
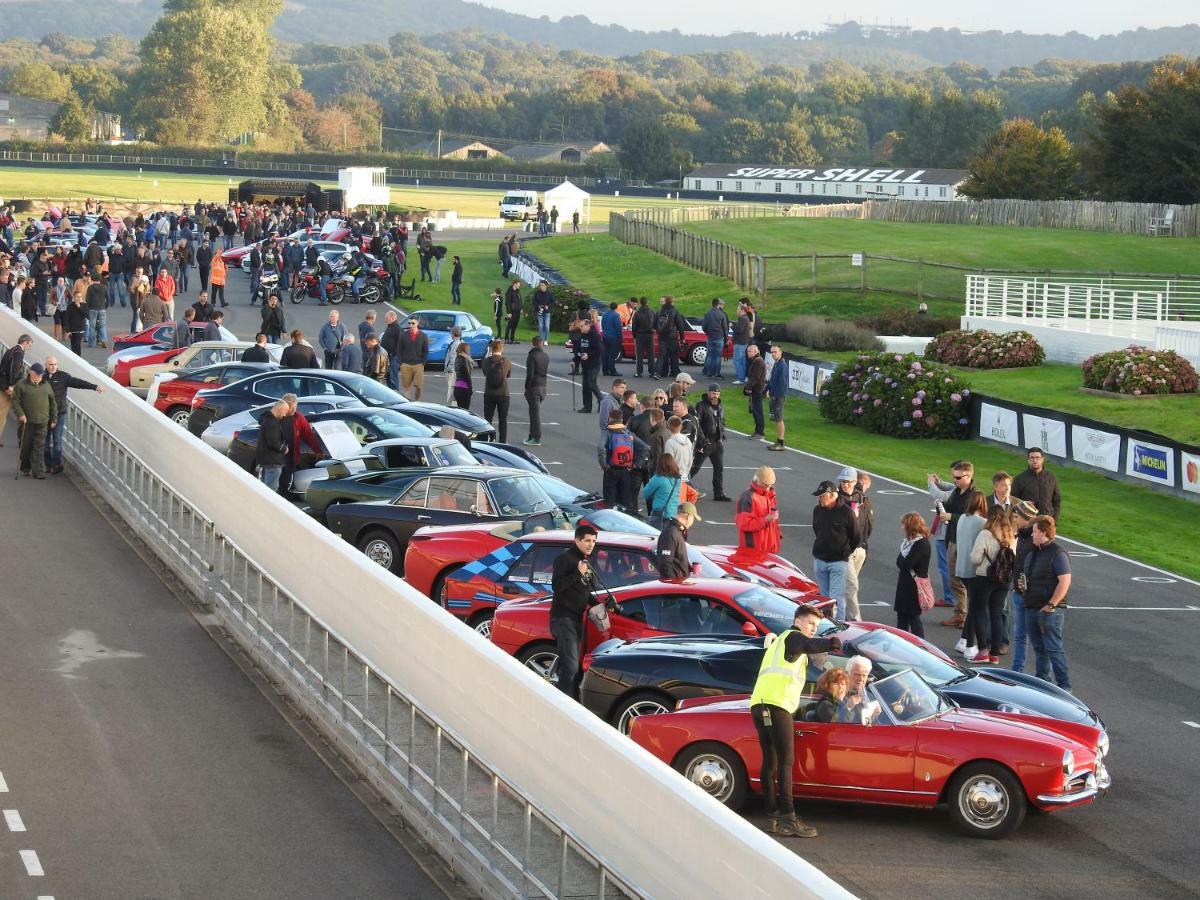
[1126,438,1175,485]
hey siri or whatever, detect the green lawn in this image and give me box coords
[718,399,1200,581]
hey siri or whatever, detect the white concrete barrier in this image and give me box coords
[1,305,851,900]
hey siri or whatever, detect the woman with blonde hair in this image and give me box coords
[893,512,932,637]
[967,506,1017,664]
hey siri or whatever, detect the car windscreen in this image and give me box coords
[430,442,475,466]
[405,314,456,332]
[349,376,406,406]
[734,586,810,634]
[358,411,434,439]
[853,628,962,686]
[536,476,595,506]
[501,194,530,205]
[566,506,657,536]
[487,475,556,517]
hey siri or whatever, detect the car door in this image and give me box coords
[582,593,675,652]
[492,542,561,604]
[792,702,918,799]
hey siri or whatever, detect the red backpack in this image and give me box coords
[608,431,635,468]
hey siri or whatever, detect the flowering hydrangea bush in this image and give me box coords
[925,329,1045,369]
[1081,345,1198,396]
[818,351,973,439]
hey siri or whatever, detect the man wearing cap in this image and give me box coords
[12,362,57,479]
[836,466,874,621]
[701,298,729,379]
[812,480,859,620]
[736,466,782,555]
[657,501,700,580]
[691,383,730,501]
[0,332,33,448]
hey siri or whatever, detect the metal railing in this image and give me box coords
[965,273,1200,325]
[62,403,640,900]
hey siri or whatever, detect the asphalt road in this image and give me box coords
[46,256,1200,898]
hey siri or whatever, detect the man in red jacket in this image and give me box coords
[735,466,781,554]
[280,393,326,493]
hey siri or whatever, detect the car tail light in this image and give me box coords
[191,395,205,408]
[581,652,593,672]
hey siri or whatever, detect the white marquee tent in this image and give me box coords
[544,180,591,230]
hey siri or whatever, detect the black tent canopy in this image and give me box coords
[229,178,343,210]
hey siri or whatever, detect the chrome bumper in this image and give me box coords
[1038,764,1109,805]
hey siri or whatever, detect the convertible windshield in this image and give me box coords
[488,475,556,517]
[352,377,407,406]
[869,669,948,725]
[430,442,475,466]
[563,506,658,537]
[360,412,434,439]
[734,586,811,634]
[854,628,962,687]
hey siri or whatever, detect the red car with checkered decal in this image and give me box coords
[406,527,821,637]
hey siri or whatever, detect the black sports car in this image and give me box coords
[326,466,569,574]
[580,624,1107,736]
[186,368,493,441]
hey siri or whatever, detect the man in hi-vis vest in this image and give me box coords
[749,605,842,838]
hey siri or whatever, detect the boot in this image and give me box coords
[774,813,819,838]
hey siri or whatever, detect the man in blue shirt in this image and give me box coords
[600,302,623,377]
[700,298,729,379]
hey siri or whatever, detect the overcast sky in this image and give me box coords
[501,1,1196,37]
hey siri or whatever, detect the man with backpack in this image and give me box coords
[654,296,687,380]
[598,409,648,512]
[631,297,656,377]
[481,340,512,443]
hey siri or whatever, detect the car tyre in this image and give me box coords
[689,343,707,367]
[612,691,674,735]
[469,610,495,639]
[432,564,464,609]
[673,742,747,811]
[947,762,1027,839]
[517,641,559,684]
[357,529,402,574]
[167,406,191,427]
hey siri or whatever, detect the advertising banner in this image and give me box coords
[1182,451,1200,495]
[795,362,815,395]
[1126,438,1175,485]
[1022,414,1068,458]
[1071,425,1121,473]
[979,402,1019,446]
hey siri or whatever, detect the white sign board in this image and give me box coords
[1071,425,1121,473]
[338,167,389,208]
[1022,414,1067,458]
[979,402,1019,446]
[794,362,815,395]
[1125,438,1175,486]
[851,253,864,267]
[1182,450,1200,494]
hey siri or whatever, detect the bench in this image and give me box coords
[1147,208,1176,236]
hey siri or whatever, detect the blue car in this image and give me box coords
[399,310,493,367]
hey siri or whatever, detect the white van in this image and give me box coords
[499,190,539,220]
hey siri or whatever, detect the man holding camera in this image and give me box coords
[550,525,614,701]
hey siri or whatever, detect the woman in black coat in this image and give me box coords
[452,342,474,412]
[894,511,932,638]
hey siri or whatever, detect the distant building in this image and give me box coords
[684,163,968,201]
[502,141,611,165]
[0,92,122,141]
[404,138,500,161]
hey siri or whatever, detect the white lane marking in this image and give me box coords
[702,520,809,527]
[1068,606,1200,611]
[1131,576,1177,584]
[723,466,793,471]
[1068,551,1098,558]
[4,809,26,831]
[0,771,7,791]
[1184,721,1200,729]
[20,849,44,876]
[875,489,914,495]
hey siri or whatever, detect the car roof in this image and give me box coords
[364,436,458,448]
[428,465,529,478]
[518,530,655,549]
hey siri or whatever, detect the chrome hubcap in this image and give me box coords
[617,700,670,734]
[170,410,191,426]
[960,776,1008,829]
[473,617,493,639]
[524,651,558,682]
[685,755,734,803]
[363,540,394,569]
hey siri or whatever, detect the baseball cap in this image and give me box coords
[837,466,857,483]
[675,373,695,386]
[676,501,702,521]
[812,480,837,496]
[29,362,45,375]
[707,383,721,392]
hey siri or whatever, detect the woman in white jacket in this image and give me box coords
[967,506,1017,664]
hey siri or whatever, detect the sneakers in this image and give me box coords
[712,495,732,502]
[522,438,541,446]
[998,643,1010,656]
[768,440,786,451]
[771,814,818,838]
[749,432,765,440]
[964,646,980,661]
[988,655,1001,664]
[970,650,990,663]
[732,380,743,385]
[954,638,968,655]
[941,614,965,627]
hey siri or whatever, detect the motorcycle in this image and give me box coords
[252,271,280,305]
[290,267,336,304]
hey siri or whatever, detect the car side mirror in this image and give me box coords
[690,562,702,575]
[742,621,759,637]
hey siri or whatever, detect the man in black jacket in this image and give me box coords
[280,330,318,368]
[656,501,699,580]
[523,336,548,446]
[549,525,602,699]
[572,319,602,413]
[811,480,859,621]
[0,333,32,447]
[481,340,511,443]
[379,309,402,390]
[195,240,213,293]
[630,296,655,377]
[701,298,729,379]
[691,384,730,501]
[1012,448,1062,522]
[41,355,104,473]
[654,296,687,380]
[85,275,109,348]
[241,333,272,363]
[504,279,522,344]
[260,292,286,344]
[256,401,290,491]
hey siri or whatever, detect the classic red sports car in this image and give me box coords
[620,321,733,369]
[489,577,826,678]
[404,523,820,634]
[629,669,1110,839]
[150,360,278,426]
[111,321,209,353]
[219,219,352,266]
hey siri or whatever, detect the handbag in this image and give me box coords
[914,575,936,611]
[586,602,611,632]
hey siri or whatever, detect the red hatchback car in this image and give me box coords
[489,577,826,680]
[404,524,820,635]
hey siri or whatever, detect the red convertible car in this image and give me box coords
[620,320,732,369]
[630,669,1110,839]
[489,577,827,679]
[404,523,820,634]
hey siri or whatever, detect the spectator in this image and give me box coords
[766,345,788,451]
[0,333,33,448]
[129,266,152,331]
[261,293,286,344]
[451,342,474,412]
[319,310,346,371]
[380,309,402,390]
[241,333,271,363]
[338,335,363,374]
[196,240,212,292]
[811,479,857,620]
[599,409,648,512]
[968,506,1017,664]
[701,298,729,379]
[362,332,388,382]
[731,299,755,385]
[737,466,782,554]
[691,383,729,501]
[174,308,197,349]
[12,362,57,479]
[927,461,983,628]
[653,296,686,380]
[598,302,622,377]
[524,335,548,446]
[491,287,504,337]
[630,296,655,378]
[358,309,377,345]
[1021,515,1072,691]
[952,492,989,659]
[64,292,88,356]
[191,291,213,323]
[1012,448,1061,521]
[989,470,1014,512]
[200,310,224,342]
[645,408,670,477]
[280,330,318,368]
[836,466,874,621]
[1009,500,1039,673]
[481,339,511,443]
[255,400,290,491]
[656,501,699,580]
[643,454,682,529]
[806,669,850,723]
[532,281,553,343]
[744,344,767,439]
[894,512,932,637]
[504,279,522,344]
[450,255,463,305]
[664,415,694,495]
[280,393,326,493]
[85,273,108,348]
[209,253,227,308]
[837,656,879,725]
[597,378,626,441]
[392,315,427,400]
[573,319,602,413]
[154,266,176,322]
[549,525,606,699]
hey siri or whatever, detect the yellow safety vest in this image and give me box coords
[749,629,807,713]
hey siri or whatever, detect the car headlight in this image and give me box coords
[1097,733,1109,759]
[1062,749,1075,776]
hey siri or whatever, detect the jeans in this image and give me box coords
[177,265,189,293]
[733,344,748,381]
[86,308,107,346]
[525,390,543,442]
[258,465,283,491]
[223,234,234,251]
[536,310,551,343]
[387,355,400,390]
[199,267,210,292]
[451,282,461,305]
[318,274,329,303]
[603,337,622,375]
[549,616,583,699]
[752,703,795,816]
[579,366,601,412]
[1010,593,1029,672]
[935,538,952,604]
[44,411,66,468]
[433,258,442,282]
[1026,606,1071,690]
[483,394,509,444]
[130,304,140,333]
[108,278,127,308]
[748,391,765,435]
[813,558,848,620]
[704,338,724,378]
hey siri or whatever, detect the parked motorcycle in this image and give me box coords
[252,271,280,305]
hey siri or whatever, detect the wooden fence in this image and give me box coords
[860,198,1200,237]
[620,203,863,226]
[609,211,766,294]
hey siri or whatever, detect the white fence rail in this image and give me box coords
[0,307,850,900]
[1155,325,1200,363]
[965,274,1200,326]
